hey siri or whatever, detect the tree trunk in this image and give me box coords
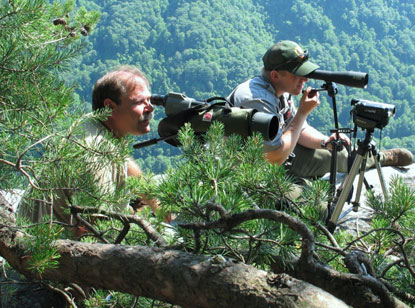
[271,254,410,308]
[0,208,347,308]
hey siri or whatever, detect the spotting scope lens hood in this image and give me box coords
[307,69,369,89]
[251,110,279,141]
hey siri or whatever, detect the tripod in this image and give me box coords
[326,128,389,233]
[320,82,354,220]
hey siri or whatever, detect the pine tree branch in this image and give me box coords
[70,204,166,246]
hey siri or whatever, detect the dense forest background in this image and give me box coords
[70,0,415,173]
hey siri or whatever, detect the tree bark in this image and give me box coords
[0,208,347,308]
[178,207,410,308]
[271,252,410,308]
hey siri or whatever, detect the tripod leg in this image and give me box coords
[327,142,338,220]
[374,154,389,201]
[351,153,368,212]
[327,153,366,232]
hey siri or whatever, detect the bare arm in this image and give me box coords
[126,159,159,213]
[297,125,327,149]
[265,87,320,165]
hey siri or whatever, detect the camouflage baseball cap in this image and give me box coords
[262,40,319,76]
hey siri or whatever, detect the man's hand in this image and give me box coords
[298,87,320,116]
[322,133,351,151]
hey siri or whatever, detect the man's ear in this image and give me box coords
[103,98,117,109]
[270,70,280,82]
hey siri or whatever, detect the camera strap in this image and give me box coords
[158,98,231,147]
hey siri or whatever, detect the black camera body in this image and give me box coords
[351,99,395,130]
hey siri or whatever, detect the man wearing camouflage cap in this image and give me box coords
[228,40,413,179]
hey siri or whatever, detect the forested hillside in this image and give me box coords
[72,0,415,172]
[2,2,415,307]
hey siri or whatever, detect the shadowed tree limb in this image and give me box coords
[0,206,348,308]
[179,208,409,308]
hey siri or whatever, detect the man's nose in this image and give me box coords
[145,98,154,111]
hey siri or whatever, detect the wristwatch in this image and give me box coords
[321,139,327,149]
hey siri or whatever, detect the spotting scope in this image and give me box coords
[150,92,280,146]
[307,69,369,89]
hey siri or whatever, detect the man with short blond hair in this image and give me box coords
[228,40,413,179]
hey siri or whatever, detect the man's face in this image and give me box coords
[273,71,308,96]
[110,77,154,137]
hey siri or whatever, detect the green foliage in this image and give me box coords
[0,0,144,238]
[83,290,179,308]
[141,123,312,265]
[133,123,415,306]
[0,0,100,190]
[313,175,415,298]
[2,1,415,307]
[0,0,111,276]
[300,179,331,222]
[65,0,415,173]
[370,176,415,221]
[24,223,62,276]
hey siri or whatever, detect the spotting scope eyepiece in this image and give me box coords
[307,69,369,89]
[149,94,167,107]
